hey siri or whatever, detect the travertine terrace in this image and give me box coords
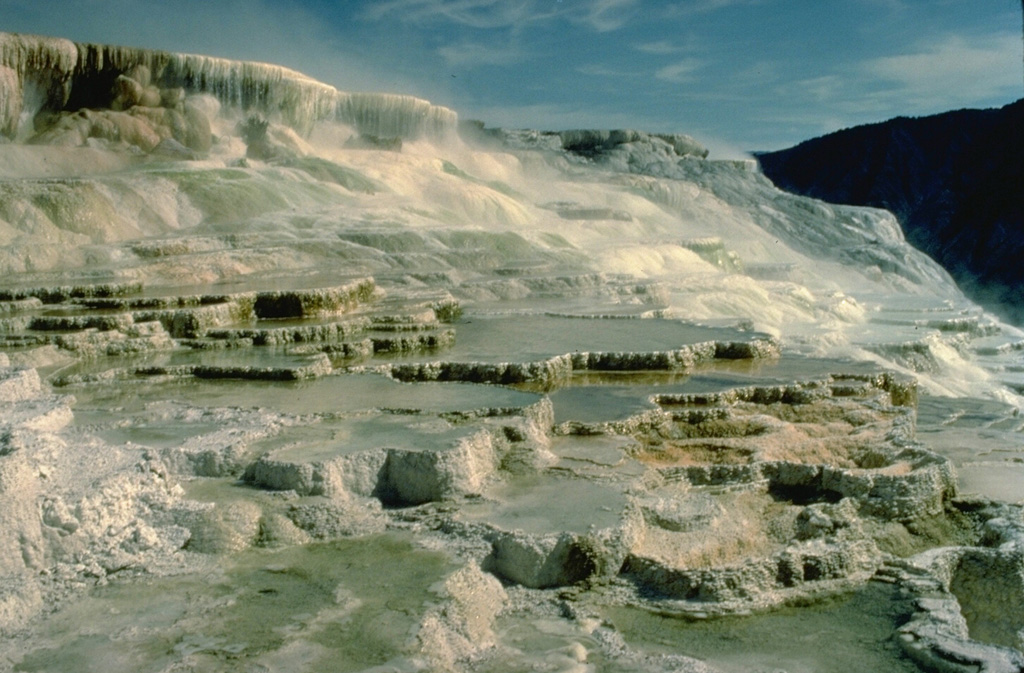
[1,32,1023,673]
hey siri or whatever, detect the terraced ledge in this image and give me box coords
[0,282,144,304]
[0,273,1009,665]
[244,398,554,506]
[386,355,574,388]
[134,279,381,338]
[0,298,43,315]
[205,318,372,346]
[2,278,381,340]
[250,280,380,319]
[654,371,919,409]
[27,313,135,332]
[885,507,1024,673]
[370,330,457,355]
[1,320,175,359]
[245,426,498,505]
[0,280,396,376]
[621,537,881,606]
[141,355,333,381]
[515,373,961,612]
[52,352,333,385]
[483,525,636,589]
[134,301,255,339]
[384,336,780,389]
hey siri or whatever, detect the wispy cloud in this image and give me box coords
[655,58,704,83]
[363,0,641,32]
[730,60,781,86]
[577,63,639,77]
[439,41,525,67]
[763,30,1022,147]
[664,0,765,18]
[853,0,910,12]
[361,0,558,29]
[790,75,844,103]
[862,33,1021,107]
[634,40,686,55]
[577,0,641,32]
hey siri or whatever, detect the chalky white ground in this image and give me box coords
[1,32,1023,673]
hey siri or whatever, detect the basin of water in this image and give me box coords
[916,393,1024,502]
[11,534,454,673]
[957,463,1024,503]
[550,433,638,467]
[458,471,628,535]
[68,372,543,417]
[548,355,883,424]
[435,314,748,362]
[601,581,923,673]
[266,413,473,463]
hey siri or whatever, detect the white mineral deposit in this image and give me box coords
[1,32,1023,673]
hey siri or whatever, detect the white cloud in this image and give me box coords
[791,75,844,103]
[382,0,638,33]
[361,0,558,29]
[576,63,641,77]
[766,30,1022,140]
[664,0,765,18]
[578,0,641,32]
[655,58,704,83]
[635,40,685,55]
[363,0,642,32]
[862,33,1022,107]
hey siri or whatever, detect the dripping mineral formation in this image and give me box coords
[1,32,1023,672]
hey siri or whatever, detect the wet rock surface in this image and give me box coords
[1,284,1021,671]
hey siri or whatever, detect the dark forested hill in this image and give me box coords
[756,99,1024,323]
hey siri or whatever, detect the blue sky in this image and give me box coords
[2,0,1021,153]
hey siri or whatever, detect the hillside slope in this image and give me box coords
[756,100,1024,323]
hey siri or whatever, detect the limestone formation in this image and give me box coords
[1,32,457,147]
[2,30,1024,672]
[2,274,1013,669]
